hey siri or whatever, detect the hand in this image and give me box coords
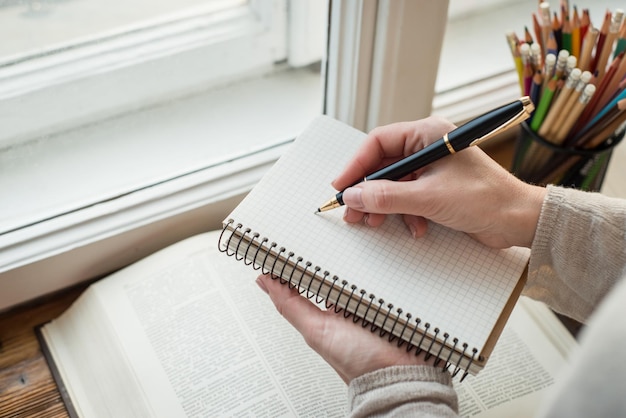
[333,116,546,249]
[256,274,434,384]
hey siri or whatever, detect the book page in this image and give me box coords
[455,297,577,417]
[225,115,530,354]
[42,231,576,417]
[43,231,347,417]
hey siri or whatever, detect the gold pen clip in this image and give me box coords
[469,96,535,147]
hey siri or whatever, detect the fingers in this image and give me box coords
[342,179,429,216]
[331,117,457,231]
[331,123,410,192]
[256,274,350,382]
[403,214,429,238]
[342,184,430,237]
[332,117,456,191]
[343,207,386,227]
[256,274,436,383]
[256,274,323,335]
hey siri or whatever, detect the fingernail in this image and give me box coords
[256,276,269,294]
[342,187,364,210]
[343,207,351,221]
[409,224,417,239]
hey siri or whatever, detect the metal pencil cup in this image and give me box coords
[512,121,625,191]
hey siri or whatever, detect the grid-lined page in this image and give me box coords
[225,116,530,352]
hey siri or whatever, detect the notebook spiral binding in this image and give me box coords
[219,219,480,381]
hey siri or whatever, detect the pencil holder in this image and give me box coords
[512,121,625,191]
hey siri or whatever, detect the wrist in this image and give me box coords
[505,182,546,248]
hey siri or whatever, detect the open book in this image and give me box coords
[39,231,576,417]
[219,115,531,377]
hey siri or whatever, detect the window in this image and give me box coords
[0,0,292,146]
[11,0,616,309]
[0,0,240,60]
[0,0,327,308]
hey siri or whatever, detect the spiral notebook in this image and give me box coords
[218,115,530,378]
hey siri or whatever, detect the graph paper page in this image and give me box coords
[225,116,530,351]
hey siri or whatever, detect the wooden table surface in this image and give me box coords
[0,284,89,418]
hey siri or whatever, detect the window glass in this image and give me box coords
[0,0,323,237]
[0,0,241,61]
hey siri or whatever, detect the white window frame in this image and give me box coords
[0,0,286,148]
[324,0,448,132]
[0,0,449,310]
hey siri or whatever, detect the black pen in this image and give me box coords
[316,96,535,213]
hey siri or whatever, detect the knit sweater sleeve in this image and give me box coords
[525,184,626,323]
[348,365,458,417]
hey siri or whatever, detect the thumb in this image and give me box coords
[256,274,323,335]
[342,180,424,215]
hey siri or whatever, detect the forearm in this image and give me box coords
[525,185,626,322]
[348,365,459,417]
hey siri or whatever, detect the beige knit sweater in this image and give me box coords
[348,185,626,417]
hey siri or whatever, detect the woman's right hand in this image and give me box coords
[333,116,546,249]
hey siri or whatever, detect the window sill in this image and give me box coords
[0,66,322,310]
